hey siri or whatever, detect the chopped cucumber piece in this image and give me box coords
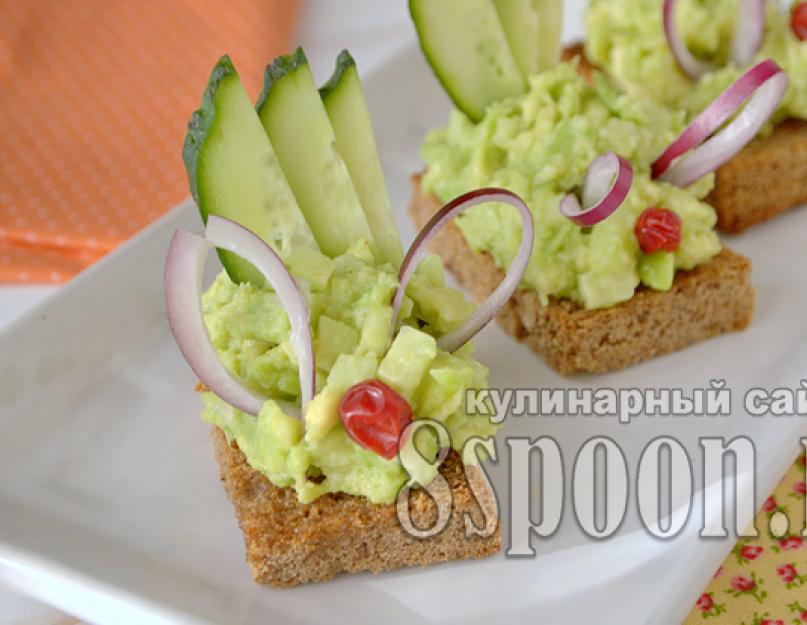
[493,0,563,79]
[257,48,378,260]
[320,51,404,268]
[638,251,675,291]
[409,0,525,122]
[183,56,321,284]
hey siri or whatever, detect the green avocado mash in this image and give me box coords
[201,241,495,504]
[586,0,807,124]
[421,62,721,310]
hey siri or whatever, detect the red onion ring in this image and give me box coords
[663,0,765,79]
[165,216,315,417]
[391,188,534,353]
[663,0,715,79]
[559,152,634,227]
[651,59,787,187]
[733,0,766,67]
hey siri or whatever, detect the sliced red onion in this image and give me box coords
[391,188,534,353]
[651,59,787,187]
[664,0,765,79]
[165,216,315,417]
[663,0,715,79]
[732,0,766,67]
[559,152,634,227]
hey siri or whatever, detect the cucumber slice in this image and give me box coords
[320,51,404,268]
[257,49,378,260]
[183,55,320,284]
[409,0,525,122]
[493,0,563,79]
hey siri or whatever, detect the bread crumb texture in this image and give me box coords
[211,427,501,587]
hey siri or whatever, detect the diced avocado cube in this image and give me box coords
[410,279,475,333]
[638,251,675,291]
[578,271,639,309]
[407,255,474,334]
[378,326,437,401]
[416,366,466,421]
[303,391,342,445]
[359,306,393,356]
[316,316,359,371]
[327,352,378,389]
[258,401,303,448]
[415,254,446,287]
[246,344,299,398]
[305,353,378,442]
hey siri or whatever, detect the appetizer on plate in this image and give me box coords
[585,0,807,231]
[169,49,533,586]
[408,0,785,374]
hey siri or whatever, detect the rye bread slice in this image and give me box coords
[408,174,754,375]
[211,427,501,587]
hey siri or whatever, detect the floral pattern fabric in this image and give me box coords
[685,453,807,625]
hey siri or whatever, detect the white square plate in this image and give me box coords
[2,38,807,625]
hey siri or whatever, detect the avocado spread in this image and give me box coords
[586,0,807,123]
[421,62,721,310]
[201,241,496,504]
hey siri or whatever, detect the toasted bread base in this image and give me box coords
[562,43,807,233]
[211,427,501,587]
[707,118,807,232]
[408,174,754,375]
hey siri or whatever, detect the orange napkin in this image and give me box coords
[0,0,299,283]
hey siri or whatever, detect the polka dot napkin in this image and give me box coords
[0,0,299,283]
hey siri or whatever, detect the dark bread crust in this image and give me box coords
[562,43,807,233]
[211,427,501,587]
[408,174,754,375]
